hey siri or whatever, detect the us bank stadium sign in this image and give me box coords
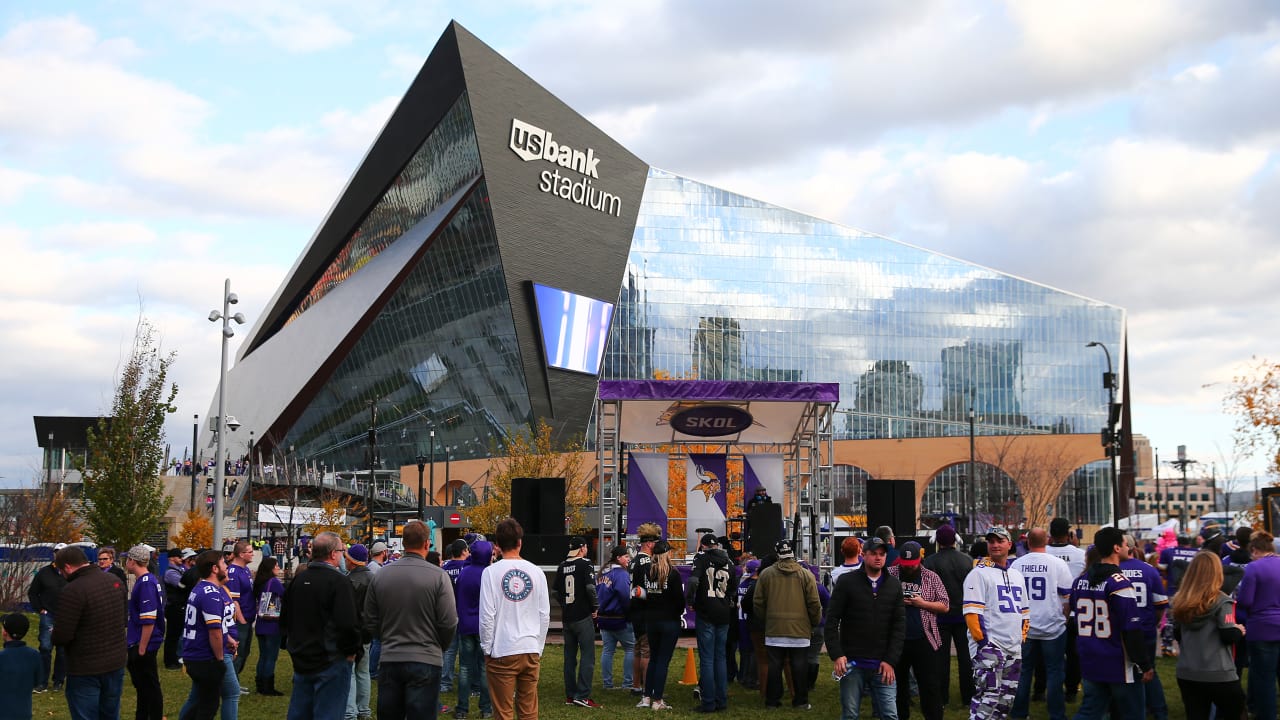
[509,118,623,217]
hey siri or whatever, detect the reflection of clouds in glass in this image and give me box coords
[605,169,1125,438]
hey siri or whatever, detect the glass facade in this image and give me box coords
[604,169,1126,441]
[285,94,483,326]
[277,176,533,472]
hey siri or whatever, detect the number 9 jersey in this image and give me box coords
[1068,569,1144,683]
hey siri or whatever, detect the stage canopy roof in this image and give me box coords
[597,380,839,445]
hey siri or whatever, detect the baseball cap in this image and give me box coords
[1200,524,1222,541]
[985,527,1012,542]
[347,543,369,563]
[2,613,29,640]
[610,545,629,561]
[653,540,672,555]
[566,536,587,556]
[369,542,389,555]
[863,537,889,554]
[181,548,197,560]
[898,541,923,566]
[774,540,794,559]
[126,545,151,564]
[935,525,957,546]
[700,534,719,548]
[744,559,761,574]
[166,548,183,559]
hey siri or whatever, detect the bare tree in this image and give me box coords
[979,436,1090,531]
[1213,441,1252,515]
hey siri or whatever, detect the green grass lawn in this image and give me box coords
[25,625,1210,720]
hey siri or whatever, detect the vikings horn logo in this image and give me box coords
[690,464,720,501]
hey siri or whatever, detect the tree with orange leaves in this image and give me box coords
[1227,357,1280,475]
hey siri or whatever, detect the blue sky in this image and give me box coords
[2,1,1279,493]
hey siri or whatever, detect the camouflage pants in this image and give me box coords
[970,644,1021,720]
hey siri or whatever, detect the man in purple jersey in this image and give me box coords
[180,551,237,720]
[125,546,165,720]
[1121,535,1168,720]
[1067,528,1153,720]
[227,541,256,678]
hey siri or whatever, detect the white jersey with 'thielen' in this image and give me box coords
[1009,551,1075,640]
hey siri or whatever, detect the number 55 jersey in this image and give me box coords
[962,558,1029,655]
[1068,564,1146,683]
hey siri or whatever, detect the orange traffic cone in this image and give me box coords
[678,646,699,685]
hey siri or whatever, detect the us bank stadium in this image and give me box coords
[205,22,1130,555]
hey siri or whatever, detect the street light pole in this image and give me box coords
[1086,341,1121,527]
[968,404,976,536]
[429,430,436,508]
[208,278,246,550]
[246,431,254,542]
[367,402,377,541]
[190,414,199,512]
[416,456,426,520]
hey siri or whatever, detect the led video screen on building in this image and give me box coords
[532,282,614,375]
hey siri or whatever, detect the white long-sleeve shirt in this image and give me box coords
[479,556,550,658]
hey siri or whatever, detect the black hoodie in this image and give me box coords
[687,547,737,624]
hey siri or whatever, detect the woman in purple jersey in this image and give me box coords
[1170,552,1246,720]
[252,557,286,696]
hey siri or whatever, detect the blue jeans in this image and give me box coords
[288,659,352,720]
[456,635,491,715]
[1012,632,1066,720]
[369,638,380,680]
[377,661,440,720]
[1248,639,1280,720]
[839,666,897,720]
[441,633,459,690]
[644,620,680,702]
[256,633,282,679]
[1073,678,1143,720]
[1142,637,1168,720]
[65,669,125,720]
[233,623,253,675]
[695,620,728,710]
[562,616,596,701]
[600,625,635,689]
[345,644,371,720]
[39,613,66,687]
[220,654,239,720]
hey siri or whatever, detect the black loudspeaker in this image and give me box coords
[867,480,916,538]
[521,534,570,566]
[1263,488,1280,536]
[747,503,783,557]
[511,477,565,534]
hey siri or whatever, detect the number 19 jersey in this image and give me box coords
[962,559,1029,655]
[1009,551,1074,640]
[1068,567,1143,683]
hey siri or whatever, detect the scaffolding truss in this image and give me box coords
[595,380,836,570]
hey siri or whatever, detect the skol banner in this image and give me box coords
[743,454,785,510]
[686,453,728,536]
[626,452,669,536]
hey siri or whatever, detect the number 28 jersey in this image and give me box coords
[1068,568,1143,683]
[963,559,1028,655]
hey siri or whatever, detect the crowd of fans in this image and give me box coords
[5,514,1280,720]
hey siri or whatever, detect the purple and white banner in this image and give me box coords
[687,453,728,536]
[626,452,669,536]
[743,454,785,511]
